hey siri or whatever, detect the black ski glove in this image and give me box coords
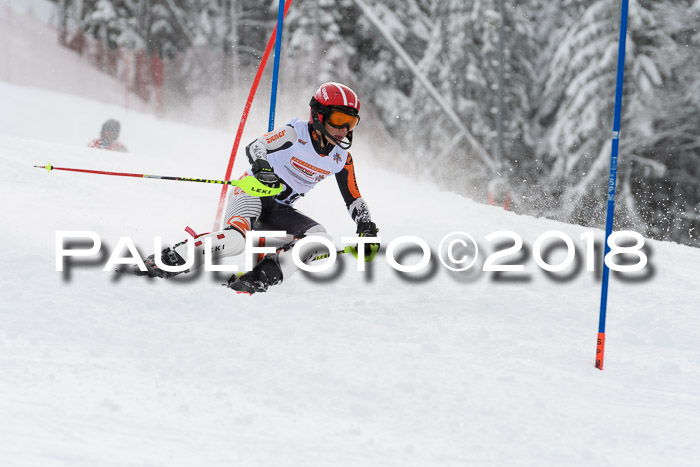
[251,159,280,188]
[357,221,379,240]
[353,221,380,261]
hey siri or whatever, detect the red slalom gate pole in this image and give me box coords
[212,0,293,231]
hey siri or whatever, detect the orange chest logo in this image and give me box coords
[291,157,331,178]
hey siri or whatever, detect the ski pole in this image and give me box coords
[310,245,354,262]
[34,163,283,197]
[310,244,379,263]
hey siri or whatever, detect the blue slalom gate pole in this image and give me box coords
[268,0,286,131]
[596,0,629,370]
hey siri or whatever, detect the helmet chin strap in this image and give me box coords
[311,110,353,150]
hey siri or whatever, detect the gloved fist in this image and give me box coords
[252,159,280,188]
[352,221,380,262]
[356,221,379,239]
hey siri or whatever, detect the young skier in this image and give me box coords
[138,82,379,294]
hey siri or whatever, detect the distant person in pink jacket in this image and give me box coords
[88,119,128,152]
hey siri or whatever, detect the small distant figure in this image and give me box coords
[88,119,128,152]
[488,177,512,211]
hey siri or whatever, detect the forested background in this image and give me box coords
[54,0,700,247]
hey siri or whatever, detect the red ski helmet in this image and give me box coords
[309,82,360,150]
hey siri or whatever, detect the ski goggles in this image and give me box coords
[326,109,360,131]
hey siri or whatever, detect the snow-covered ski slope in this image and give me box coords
[2,6,700,467]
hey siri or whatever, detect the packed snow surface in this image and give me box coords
[2,4,700,467]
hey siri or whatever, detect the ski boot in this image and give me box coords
[227,253,283,294]
[134,245,189,278]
